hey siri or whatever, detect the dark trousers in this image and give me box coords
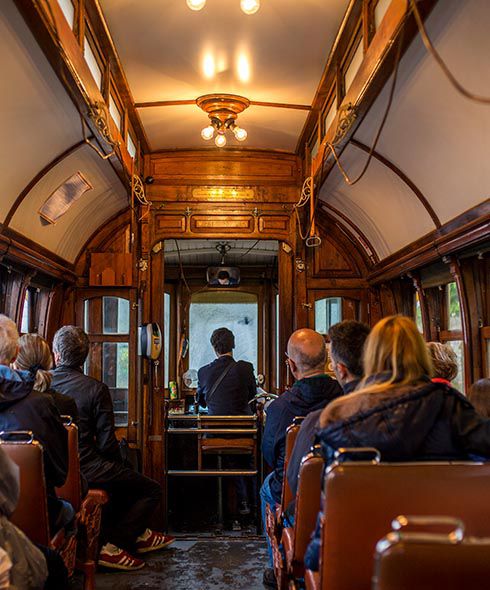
[89,466,162,553]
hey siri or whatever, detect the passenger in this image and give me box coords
[468,378,490,418]
[196,327,256,527]
[260,328,342,587]
[13,334,78,423]
[196,327,256,416]
[0,316,71,536]
[286,320,370,499]
[51,325,174,571]
[427,341,458,387]
[0,446,49,589]
[305,315,490,572]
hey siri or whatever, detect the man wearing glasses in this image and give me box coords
[260,328,342,587]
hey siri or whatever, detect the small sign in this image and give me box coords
[192,187,255,200]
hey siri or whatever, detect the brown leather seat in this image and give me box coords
[313,459,490,590]
[55,417,108,590]
[373,516,490,590]
[264,418,303,590]
[282,450,323,584]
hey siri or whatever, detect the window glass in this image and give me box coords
[189,292,258,374]
[109,94,122,131]
[164,292,170,389]
[127,133,137,159]
[344,40,363,93]
[57,0,75,28]
[447,340,465,393]
[447,282,462,331]
[83,37,103,89]
[323,101,337,136]
[414,292,423,334]
[315,297,342,334]
[103,297,129,334]
[374,0,392,30]
[103,342,129,426]
[310,136,319,160]
[20,291,30,334]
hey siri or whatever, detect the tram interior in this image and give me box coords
[0,0,489,588]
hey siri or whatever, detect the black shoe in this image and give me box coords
[239,501,251,515]
[263,568,276,588]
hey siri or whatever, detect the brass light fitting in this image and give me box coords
[196,94,250,147]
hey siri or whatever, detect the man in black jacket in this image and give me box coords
[286,320,370,498]
[51,326,174,571]
[260,328,342,585]
[0,315,70,535]
[196,327,256,524]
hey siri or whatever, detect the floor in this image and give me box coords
[95,537,269,590]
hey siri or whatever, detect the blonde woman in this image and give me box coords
[14,333,78,421]
[305,316,490,572]
[427,341,458,386]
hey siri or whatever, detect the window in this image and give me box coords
[164,292,171,389]
[447,281,462,331]
[57,0,75,29]
[83,36,103,89]
[109,93,123,132]
[315,297,342,334]
[344,39,364,94]
[414,291,424,334]
[323,100,337,137]
[127,132,137,159]
[20,290,30,334]
[374,0,391,30]
[83,296,131,426]
[446,341,465,393]
[188,291,258,374]
[309,135,319,160]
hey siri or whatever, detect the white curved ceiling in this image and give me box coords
[100,0,350,151]
[0,1,128,263]
[320,0,490,260]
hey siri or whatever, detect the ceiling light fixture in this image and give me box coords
[197,94,250,148]
[186,0,260,14]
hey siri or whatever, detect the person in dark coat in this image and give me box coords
[51,325,173,571]
[286,320,370,499]
[196,327,257,525]
[304,316,490,572]
[196,327,256,416]
[260,328,342,585]
[0,316,70,536]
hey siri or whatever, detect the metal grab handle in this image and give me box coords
[334,447,381,463]
[306,235,322,248]
[392,515,465,542]
[0,430,35,444]
[60,415,73,426]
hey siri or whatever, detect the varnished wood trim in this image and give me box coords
[4,140,87,228]
[135,99,311,111]
[350,139,441,228]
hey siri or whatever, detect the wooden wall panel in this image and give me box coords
[258,216,290,234]
[312,236,357,277]
[190,215,254,234]
[155,215,186,234]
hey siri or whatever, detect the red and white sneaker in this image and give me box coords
[98,543,145,571]
[135,529,175,554]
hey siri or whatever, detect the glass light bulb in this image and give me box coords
[186,0,206,11]
[201,125,214,140]
[215,133,227,147]
[233,126,247,141]
[240,0,260,15]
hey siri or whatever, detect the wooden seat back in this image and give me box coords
[373,518,490,590]
[319,461,490,590]
[0,431,50,546]
[56,417,81,512]
[280,418,303,509]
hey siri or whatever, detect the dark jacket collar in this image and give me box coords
[0,366,35,410]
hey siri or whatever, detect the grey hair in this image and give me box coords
[0,314,19,364]
[52,325,90,368]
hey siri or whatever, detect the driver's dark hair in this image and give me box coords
[328,320,370,378]
[211,327,235,354]
[217,270,230,280]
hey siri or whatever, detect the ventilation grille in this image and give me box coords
[38,171,92,224]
